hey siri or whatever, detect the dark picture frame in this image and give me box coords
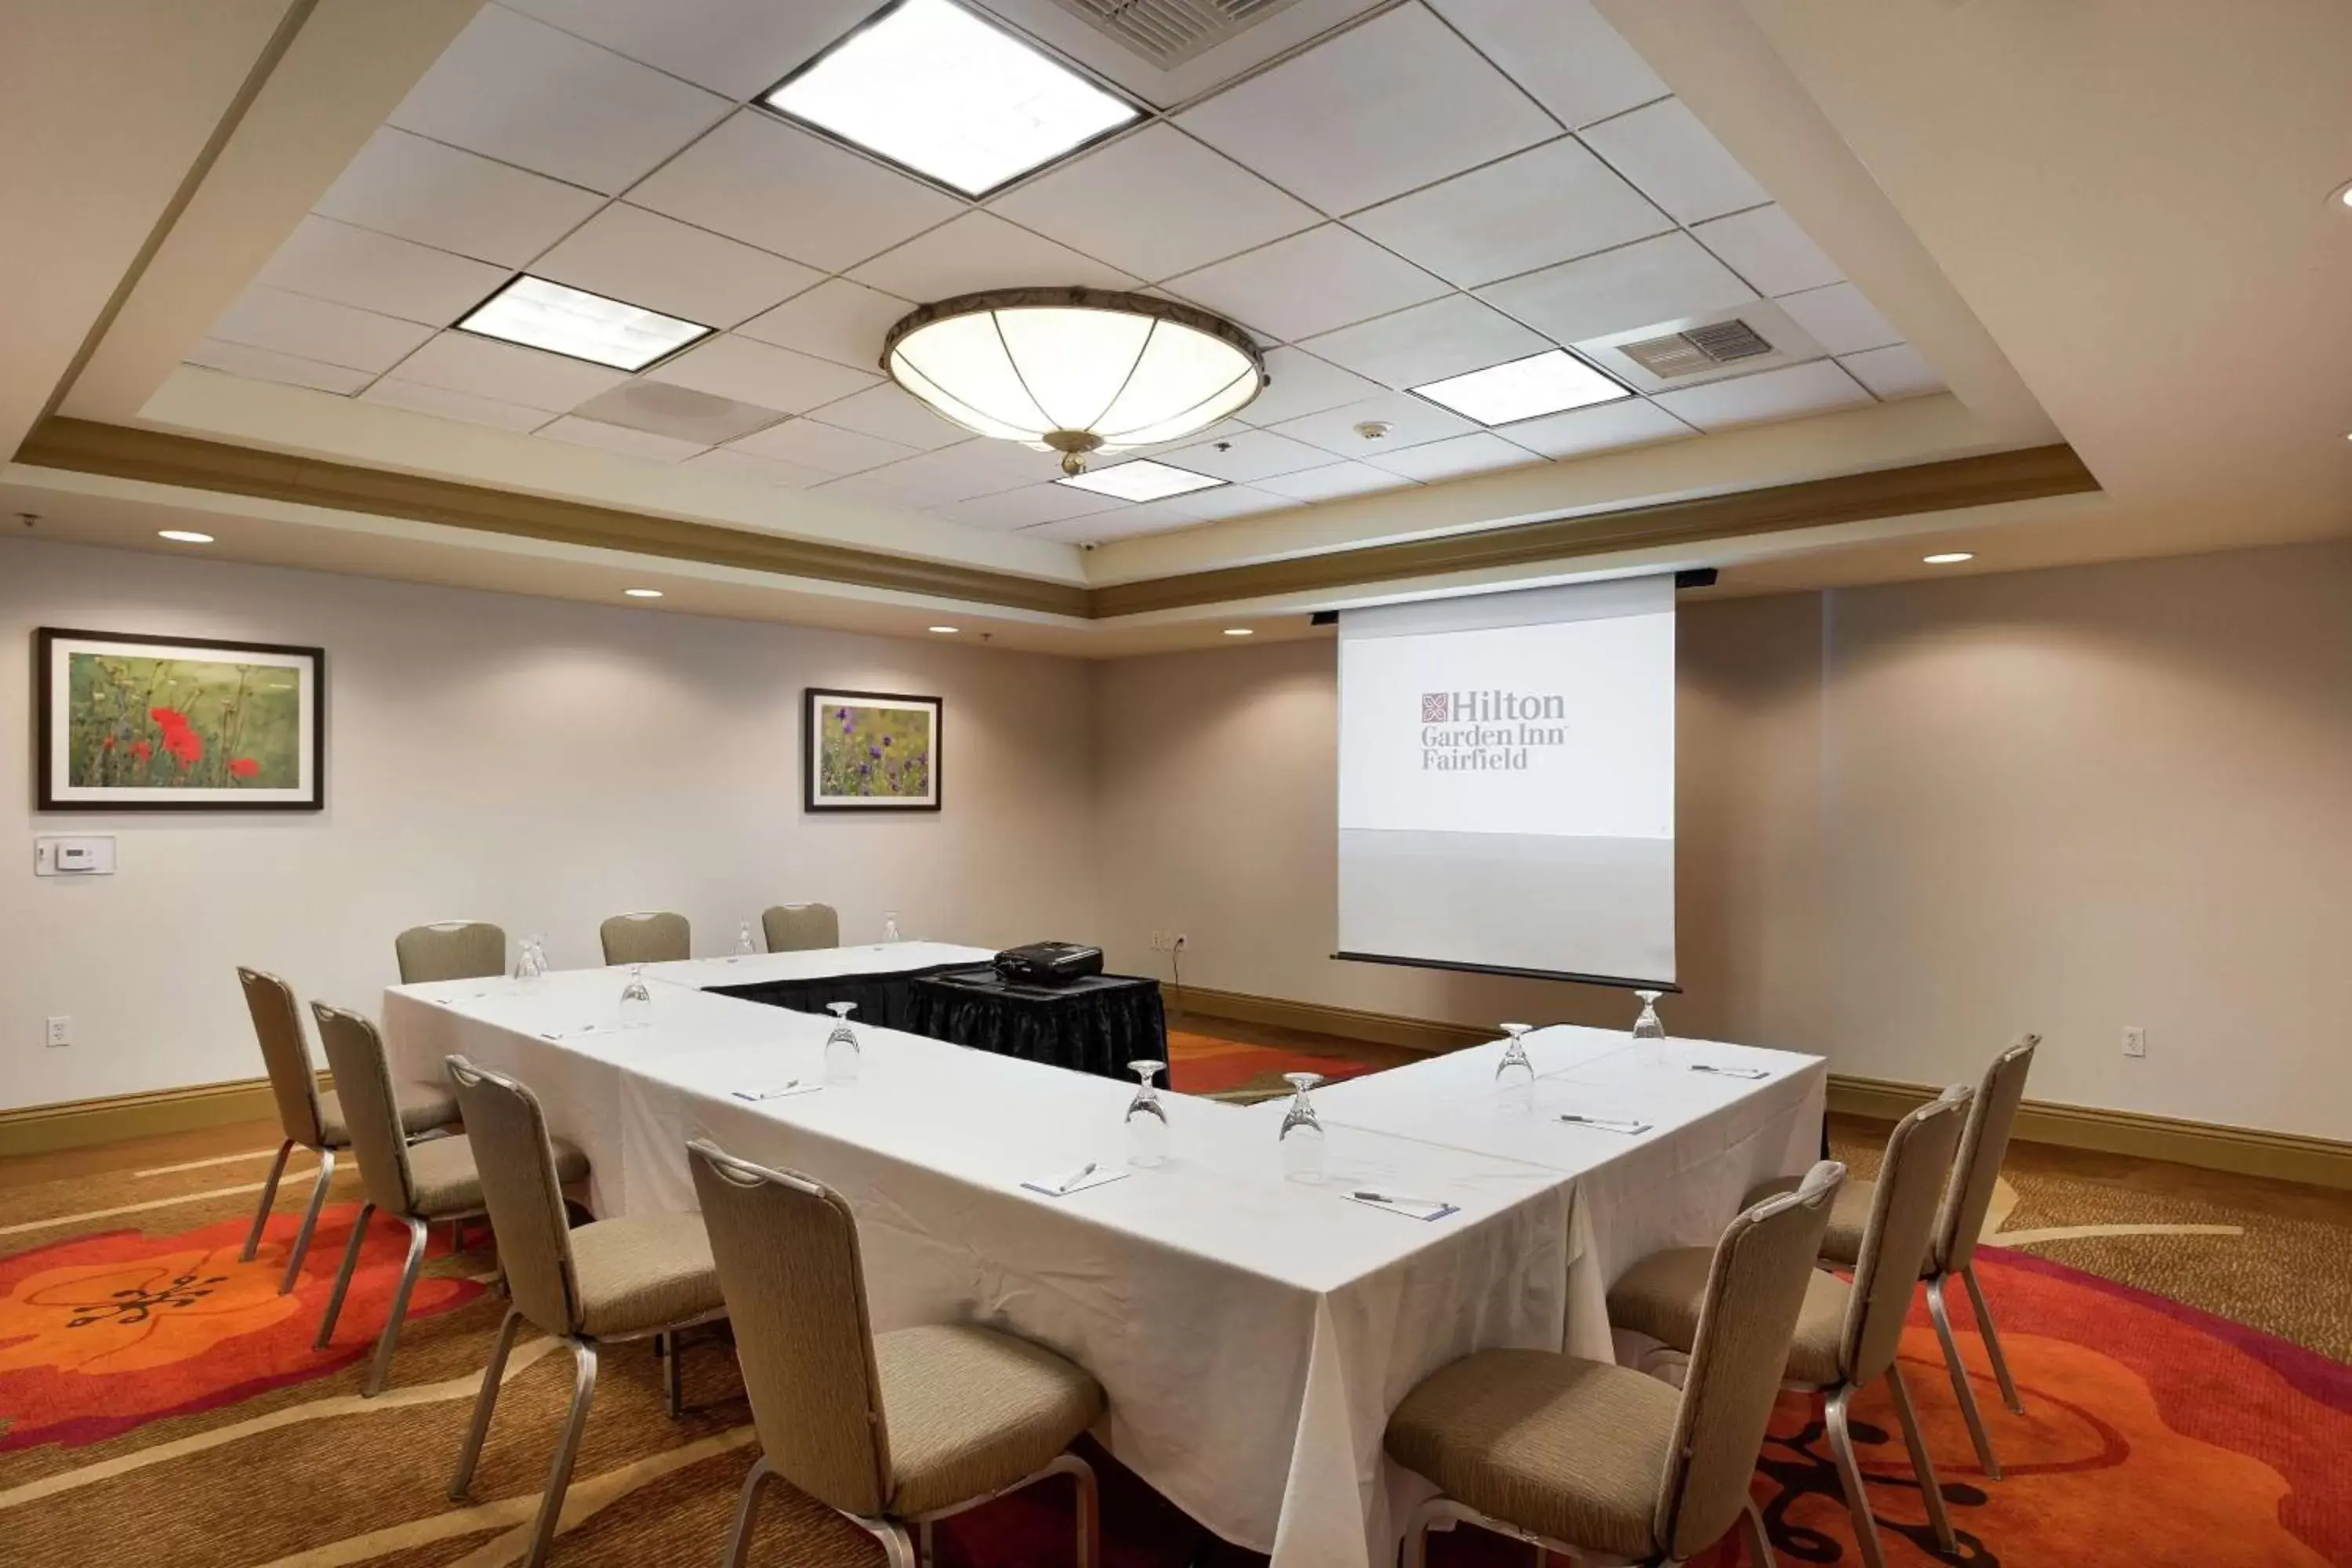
[803,687,942,812]
[35,627,326,812]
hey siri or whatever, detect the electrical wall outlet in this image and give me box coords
[45,1016,72,1048]
[2122,1026,2147,1058]
[1173,934,1188,952]
[1149,931,1171,953]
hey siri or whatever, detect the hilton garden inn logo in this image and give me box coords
[1419,690,1569,771]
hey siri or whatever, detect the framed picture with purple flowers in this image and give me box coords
[804,688,941,812]
[37,627,325,811]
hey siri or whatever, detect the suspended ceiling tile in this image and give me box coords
[182,341,373,396]
[573,380,787,444]
[1363,430,1541,481]
[818,441,1049,507]
[727,416,920,475]
[1839,343,1944,400]
[800,383,972,452]
[736,278,913,371]
[359,376,553,433]
[1176,3,1555,216]
[499,0,876,100]
[1025,507,1202,544]
[313,128,605,268]
[1691,204,1842,298]
[630,111,963,274]
[1252,459,1411,502]
[534,204,822,329]
[931,482,1122,530]
[1301,294,1551,391]
[1346,137,1672,290]
[538,415,709,463]
[1238,346,1387,426]
[1167,224,1449,343]
[1775,281,1904,356]
[1579,97,1769,225]
[1501,397,1692,459]
[387,5,729,194]
[209,285,437,374]
[646,333,876,414]
[1264,390,1481,456]
[256,216,510,328]
[684,445,833,488]
[989,124,1320,283]
[1650,360,1872,430]
[848,211,1137,300]
[1152,427,1334,482]
[1478,231,1755,345]
[1425,0,1669,129]
[387,330,630,411]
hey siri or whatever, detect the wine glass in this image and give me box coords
[1277,1071,1326,1180]
[823,1002,860,1085]
[1495,1022,1537,1112]
[1631,989,1666,1040]
[881,910,903,944]
[618,964,652,1025]
[734,920,758,957]
[1123,1059,1169,1167]
[514,936,546,985]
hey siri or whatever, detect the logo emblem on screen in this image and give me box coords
[1420,692,1452,723]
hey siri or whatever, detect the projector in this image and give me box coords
[991,942,1103,985]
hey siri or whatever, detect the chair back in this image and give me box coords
[688,1140,893,1519]
[600,911,690,965]
[1841,1086,1972,1382]
[761,902,839,953]
[446,1057,584,1336]
[395,920,506,983]
[310,1004,419,1216]
[239,967,326,1149]
[1655,1160,1843,1560]
[1937,1034,2038,1271]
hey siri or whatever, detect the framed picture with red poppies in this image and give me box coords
[36,628,325,811]
[804,688,940,812]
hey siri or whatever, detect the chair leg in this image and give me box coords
[450,1306,524,1500]
[918,1519,935,1566]
[1045,1452,1099,1568]
[662,1329,684,1418]
[1886,1363,1958,1552]
[1401,1497,1444,1568]
[1925,1273,2002,1480]
[314,1201,375,1348]
[1737,1496,1777,1568]
[720,1453,773,1568]
[521,1337,599,1568]
[362,1215,429,1398]
[278,1148,336,1294]
[1960,1263,2025,1415]
[1824,1385,1887,1568]
[241,1140,296,1262]
[862,1520,916,1568]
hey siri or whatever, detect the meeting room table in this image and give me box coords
[380,949,1824,1568]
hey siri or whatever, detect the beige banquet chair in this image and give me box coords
[236,967,459,1294]
[761,902,839,952]
[689,1139,1105,1568]
[1385,1161,1845,1568]
[1613,1088,1973,1568]
[600,909,690,965]
[1755,1033,2040,1479]
[394,920,507,984]
[447,1058,727,1568]
[309,1004,587,1396]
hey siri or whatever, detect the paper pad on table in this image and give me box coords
[1343,1191,1460,1221]
[1021,1166,1130,1199]
[732,1081,822,1102]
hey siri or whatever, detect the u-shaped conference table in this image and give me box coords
[383,941,1824,1568]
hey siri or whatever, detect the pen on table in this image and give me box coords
[1690,1062,1768,1079]
[1353,1190,1441,1207]
[1051,1161,1098,1195]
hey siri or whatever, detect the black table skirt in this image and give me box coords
[710,964,1165,1082]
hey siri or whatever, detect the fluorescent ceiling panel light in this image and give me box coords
[1054,458,1224,502]
[765,0,1137,197]
[458,276,712,372]
[1410,350,1628,426]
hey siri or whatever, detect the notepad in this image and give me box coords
[1689,1063,1769,1080]
[1344,1190,1461,1221]
[1020,1165,1129,1199]
[1559,1112,1653,1135]
[731,1081,822,1102]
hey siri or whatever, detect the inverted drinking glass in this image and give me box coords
[823,1001,861,1085]
[1495,1021,1537,1112]
[1277,1071,1326,1179]
[735,920,758,956]
[1123,1058,1168,1167]
[1631,989,1666,1040]
[618,964,652,1025]
[881,910,903,943]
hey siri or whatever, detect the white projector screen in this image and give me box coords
[1335,575,1675,985]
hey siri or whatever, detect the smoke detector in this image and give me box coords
[1354,420,1392,441]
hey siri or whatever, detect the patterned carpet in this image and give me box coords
[3,1050,2349,1566]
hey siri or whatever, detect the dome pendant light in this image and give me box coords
[881,287,1266,474]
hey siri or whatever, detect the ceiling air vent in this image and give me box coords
[1051,0,1308,67]
[1618,318,1776,380]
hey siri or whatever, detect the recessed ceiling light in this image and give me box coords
[157,529,214,543]
[765,0,1138,198]
[927,625,960,633]
[1054,459,1225,503]
[1223,628,1254,637]
[624,587,665,598]
[1410,350,1628,426]
[1922,552,1974,564]
[2334,180,2352,209]
[458,276,711,372]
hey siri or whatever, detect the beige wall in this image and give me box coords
[2,535,1097,1111]
[1093,540,2352,1142]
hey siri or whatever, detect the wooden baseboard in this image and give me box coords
[0,1073,324,1160]
[1178,986,2352,1192]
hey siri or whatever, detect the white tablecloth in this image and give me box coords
[381,959,1821,1567]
